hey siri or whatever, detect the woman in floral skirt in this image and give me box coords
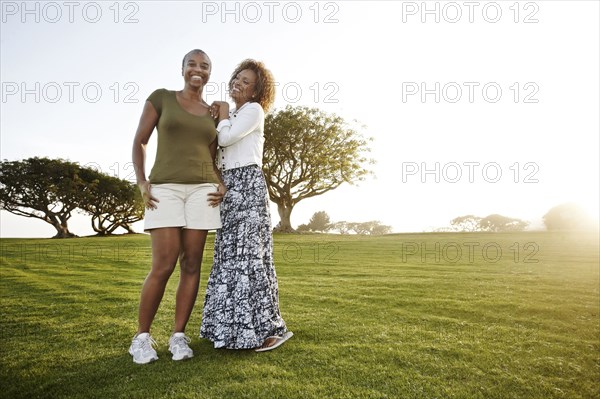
[201,59,293,351]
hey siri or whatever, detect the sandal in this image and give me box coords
[255,331,294,352]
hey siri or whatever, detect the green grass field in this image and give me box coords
[1,231,598,399]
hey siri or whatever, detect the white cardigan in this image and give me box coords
[216,102,265,171]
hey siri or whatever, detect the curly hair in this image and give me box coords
[229,59,275,112]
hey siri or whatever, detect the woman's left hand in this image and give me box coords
[208,183,227,207]
[211,101,230,122]
[209,103,220,120]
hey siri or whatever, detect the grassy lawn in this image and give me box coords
[0,231,598,398]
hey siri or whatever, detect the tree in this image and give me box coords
[115,188,145,234]
[296,223,310,232]
[349,221,392,235]
[306,211,332,232]
[543,203,593,231]
[263,106,373,232]
[0,157,84,238]
[370,222,393,235]
[450,215,482,232]
[479,214,529,232]
[448,214,528,232]
[331,221,351,235]
[77,168,144,235]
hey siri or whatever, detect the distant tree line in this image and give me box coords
[440,203,595,232]
[296,211,392,235]
[4,157,592,238]
[447,214,529,232]
[0,157,143,238]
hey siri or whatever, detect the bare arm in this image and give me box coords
[132,101,159,209]
[207,137,227,207]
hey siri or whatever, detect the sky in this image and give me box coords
[1,0,599,238]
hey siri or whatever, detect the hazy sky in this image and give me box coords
[1,1,599,237]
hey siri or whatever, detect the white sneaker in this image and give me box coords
[169,332,194,361]
[129,332,158,364]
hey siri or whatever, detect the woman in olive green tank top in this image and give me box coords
[128,49,226,364]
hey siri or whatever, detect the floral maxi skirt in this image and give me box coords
[200,165,288,349]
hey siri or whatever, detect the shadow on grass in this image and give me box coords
[1,338,275,399]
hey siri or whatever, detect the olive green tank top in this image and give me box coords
[147,89,219,184]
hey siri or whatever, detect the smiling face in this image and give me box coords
[182,51,211,88]
[229,68,258,105]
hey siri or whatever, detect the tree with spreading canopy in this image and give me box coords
[0,157,144,237]
[263,106,373,232]
[450,215,482,232]
[330,221,351,235]
[0,157,84,238]
[77,167,144,235]
[479,214,529,232]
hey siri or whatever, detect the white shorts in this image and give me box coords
[143,183,222,231]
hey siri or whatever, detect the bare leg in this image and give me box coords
[137,228,181,334]
[173,229,208,333]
